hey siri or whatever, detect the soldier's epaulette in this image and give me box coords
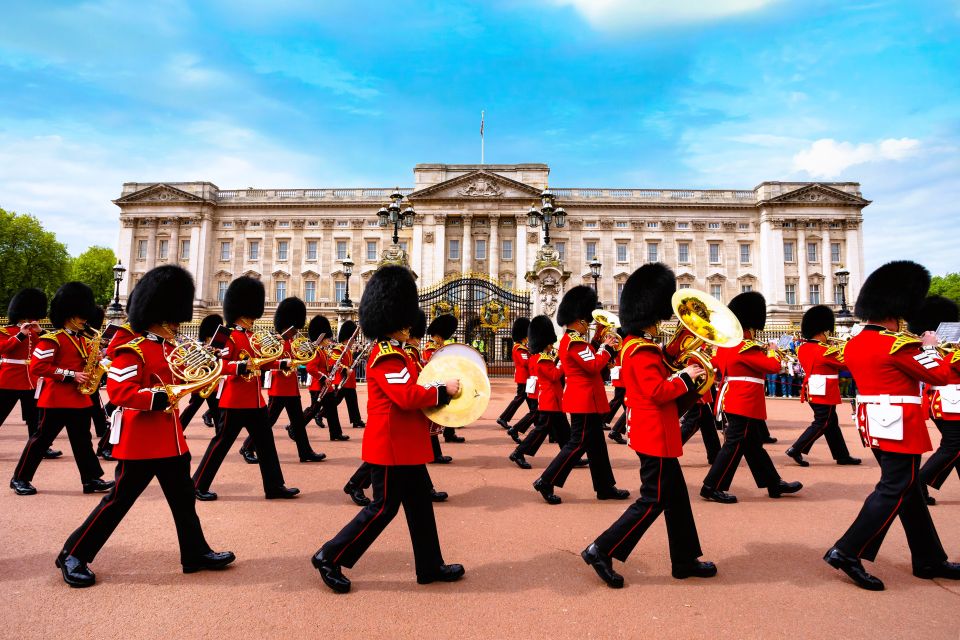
[951,350,960,365]
[538,352,557,362]
[115,337,146,361]
[623,336,658,357]
[39,330,63,341]
[516,343,528,352]
[739,340,766,354]
[567,330,587,343]
[371,341,405,366]
[823,343,845,363]
[880,330,922,354]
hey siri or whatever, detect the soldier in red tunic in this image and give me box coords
[533,285,629,505]
[604,327,627,434]
[191,276,299,501]
[304,315,334,431]
[825,261,960,590]
[701,292,802,503]
[10,282,111,496]
[0,288,61,459]
[910,296,960,504]
[498,317,537,442]
[424,314,465,444]
[332,320,365,429]
[312,266,462,593]
[785,305,861,467]
[55,265,235,587]
[582,264,716,588]
[178,313,225,430]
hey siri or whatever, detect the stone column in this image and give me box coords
[822,227,834,303]
[193,214,212,304]
[292,219,306,297]
[758,214,785,310]
[168,218,181,266]
[461,214,473,273]
[320,219,334,300]
[488,215,499,280]
[797,227,808,305]
[846,221,864,300]
[233,219,248,276]
[117,219,136,299]
[143,218,158,270]
[433,214,446,284]
[412,221,425,280]
[262,219,276,302]
[516,214,528,279]
[599,221,615,305]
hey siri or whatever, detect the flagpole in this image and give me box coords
[480,110,485,165]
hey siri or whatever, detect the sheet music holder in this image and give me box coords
[936,322,960,343]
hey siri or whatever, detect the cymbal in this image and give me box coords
[430,343,486,369]
[420,354,491,428]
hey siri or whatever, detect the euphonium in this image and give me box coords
[158,339,224,412]
[592,309,622,348]
[77,326,108,395]
[663,288,744,394]
[242,329,284,378]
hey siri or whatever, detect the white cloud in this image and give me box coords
[548,0,779,30]
[792,137,921,179]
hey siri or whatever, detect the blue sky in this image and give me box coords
[1,0,958,273]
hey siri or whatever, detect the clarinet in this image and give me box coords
[302,326,362,424]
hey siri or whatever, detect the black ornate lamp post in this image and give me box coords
[589,257,602,307]
[377,189,416,245]
[835,267,851,318]
[340,255,354,307]
[527,188,567,245]
[108,260,127,317]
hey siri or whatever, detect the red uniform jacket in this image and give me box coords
[30,330,93,409]
[267,338,301,397]
[105,323,136,359]
[306,349,328,392]
[845,326,951,453]
[622,335,695,458]
[611,341,626,389]
[926,351,960,421]
[559,330,613,415]
[217,327,281,409]
[512,343,530,383]
[534,352,564,412]
[107,334,189,459]
[404,344,424,371]
[798,340,845,405]
[715,339,780,420]
[361,340,443,466]
[329,344,357,389]
[0,326,37,390]
[422,343,441,362]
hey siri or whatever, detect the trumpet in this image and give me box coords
[664,288,743,395]
[240,329,284,379]
[592,309,622,349]
[157,338,224,413]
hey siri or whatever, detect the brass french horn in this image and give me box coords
[241,329,284,379]
[664,288,744,394]
[158,338,224,413]
[285,333,319,375]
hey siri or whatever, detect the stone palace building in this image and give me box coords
[114,163,868,322]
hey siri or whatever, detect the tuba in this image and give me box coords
[592,309,623,349]
[157,339,224,412]
[664,288,743,394]
[241,329,284,379]
[77,327,108,395]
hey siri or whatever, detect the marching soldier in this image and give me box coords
[785,305,861,467]
[191,276,299,501]
[533,285,629,505]
[9,282,112,496]
[606,328,628,445]
[825,261,960,590]
[316,318,350,443]
[678,392,721,465]
[178,314,225,430]
[912,296,960,504]
[0,288,61,459]
[311,265,463,593]
[304,315,334,433]
[497,317,537,442]
[509,316,570,469]
[424,314,465,444]
[332,321,365,429]
[56,265,235,587]
[700,292,802,503]
[582,264,716,588]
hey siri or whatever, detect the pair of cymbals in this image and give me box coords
[420,344,491,428]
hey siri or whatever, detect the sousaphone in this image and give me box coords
[419,343,491,428]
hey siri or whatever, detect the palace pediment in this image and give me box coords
[114,183,206,204]
[762,183,870,206]
[407,170,543,201]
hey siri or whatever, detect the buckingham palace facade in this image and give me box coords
[113,163,868,322]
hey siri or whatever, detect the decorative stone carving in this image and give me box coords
[235,219,248,228]
[457,178,504,197]
[568,218,584,229]
[661,220,676,230]
[292,219,306,229]
[320,218,335,229]
[692,221,706,231]
[379,243,409,268]
[600,219,615,229]
[424,231,435,243]
[141,188,183,202]
[722,221,737,230]
[532,244,563,273]
[122,219,137,228]
[140,217,159,227]
[631,220,645,230]
[261,218,276,229]
[527,231,539,244]
[845,220,860,229]
[350,219,364,228]
[770,218,786,229]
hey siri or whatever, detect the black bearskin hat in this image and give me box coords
[49,282,97,329]
[557,285,598,326]
[427,314,458,340]
[855,260,930,321]
[410,309,427,340]
[511,317,531,342]
[528,315,558,355]
[274,297,307,334]
[338,320,358,343]
[727,291,767,331]
[223,276,265,324]
[308,315,333,342]
[359,266,420,340]
[87,305,105,331]
[127,265,195,333]
[198,314,224,341]
[7,288,47,324]
[801,305,835,339]
[908,295,959,335]
[619,263,676,336]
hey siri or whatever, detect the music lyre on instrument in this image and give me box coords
[664,288,743,394]
[419,343,491,428]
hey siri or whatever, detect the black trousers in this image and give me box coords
[323,393,345,439]
[836,450,947,565]
[179,393,219,430]
[680,404,721,463]
[513,397,539,435]
[921,419,960,490]
[498,383,527,423]
[348,461,375,490]
[63,453,211,564]
[540,413,616,491]
[13,407,104,483]
[0,388,38,435]
[703,413,780,491]
[90,392,109,438]
[431,434,445,459]
[192,407,286,494]
[340,387,364,426]
[320,464,444,576]
[308,390,325,425]
[242,396,319,457]
[516,410,570,457]
[611,409,627,436]
[595,454,703,563]
[790,403,852,460]
[605,387,626,425]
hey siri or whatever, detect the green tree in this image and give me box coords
[71,246,118,306]
[0,207,71,313]
[930,273,960,305]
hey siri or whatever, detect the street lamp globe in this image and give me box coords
[112,260,127,283]
[402,207,416,227]
[377,207,389,227]
[527,206,540,227]
[554,207,567,228]
[589,257,602,279]
[342,256,354,277]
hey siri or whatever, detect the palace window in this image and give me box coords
[830,222,842,229]
[179,240,190,261]
[708,222,721,230]
[502,277,514,290]
[741,284,753,293]
[585,241,598,261]
[807,242,818,263]
[158,239,168,260]
[398,240,408,254]
[616,221,628,228]
[304,280,317,303]
[677,242,690,264]
[335,240,347,260]
[646,221,659,229]
[220,241,231,261]
[335,281,347,303]
[678,282,692,290]
[222,221,233,228]
[306,241,318,261]
[831,242,841,264]
[738,223,749,230]
[739,243,751,264]
[475,239,487,260]
[275,281,287,302]
[710,284,723,301]
[307,220,319,227]
[834,283,843,304]
[248,240,260,261]
[785,283,796,305]
[449,239,460,260]
[277,240,289,261]
[366,241,377,261]
[585,221,597,228]
[555,242,565,261]
[336,220,348,227]
[709,243,721,264]
[616,243,628,263]
[137,239,147,260]
[278,221,290,228]
[783,241,795,263]
[646,242,658,263]
[217,281,229,302]
[677,222,689,230]
[809,284,821,305]
[501,239,513,260]
[617,281,625,303]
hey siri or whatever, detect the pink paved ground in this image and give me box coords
[1,382,957,639]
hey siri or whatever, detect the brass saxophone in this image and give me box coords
[77,327,107,395]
